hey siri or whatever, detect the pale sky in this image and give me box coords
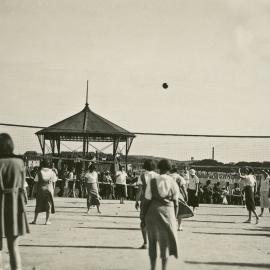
[1,0,270,162]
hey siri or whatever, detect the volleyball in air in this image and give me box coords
[162,83,168,89]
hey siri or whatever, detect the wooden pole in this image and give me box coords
[125,138,128,172]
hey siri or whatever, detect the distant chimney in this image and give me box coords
[212,147,215,160]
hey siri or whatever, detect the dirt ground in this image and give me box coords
[1,198,270,270]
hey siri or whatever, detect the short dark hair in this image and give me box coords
[143,159,156,171]
[240,167,249,175]
[40,159,51,168]
[157,159,171,172]
[261,170,268,177]
[170,166,178,173]
[88,164,96,171]
[206,180,211,185]
[0,133,14,155]
[248,168,254,175]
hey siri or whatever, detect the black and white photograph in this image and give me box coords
[0,0,270,269]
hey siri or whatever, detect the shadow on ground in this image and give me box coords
[245,227,270,232]
[20,244,137,249]
[185,220,236,224]
[195,213,246,217]
[74,226,140,230]
[193,232,270,237]
[185,261,270,269]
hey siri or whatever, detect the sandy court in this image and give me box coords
[1,198,270,270]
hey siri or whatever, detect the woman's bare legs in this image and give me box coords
[161,258,168,270]
[177,218,183,231]
[45,211,51,225]
[0,251,3,270]
[150,258,156,270]
[31,212,38,224]
[6,236,21,270]
[251,210,259,224]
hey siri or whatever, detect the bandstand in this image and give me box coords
[36,84,135,172]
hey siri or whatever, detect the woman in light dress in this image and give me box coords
[0,133,30,270]
[84,164,101,214]
[115,166,128,204]
[170,167,193,231]
[144,159,179,270]
[30,159,57,225]
[258,170,270,217]
[187,169,199,212]
[239,167,259,224]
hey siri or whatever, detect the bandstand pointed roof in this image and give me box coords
[36,103,135,142]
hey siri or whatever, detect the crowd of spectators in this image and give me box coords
[25,164,265,207]
[196,170,240,181]
[26,164,140,201]
[200,181,245,205]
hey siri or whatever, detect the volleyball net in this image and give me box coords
[1,123,270,167]
[129,134,270,164]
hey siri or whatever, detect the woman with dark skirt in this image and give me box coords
[84,164,101,214]
[144,159,179,270]
[115,166,128,204]
[187,169,199,212]
[170,167,193,231]
[203,180,213,204]
[0,133,30,270]
[31,159,57,225]
[239,167,259,224]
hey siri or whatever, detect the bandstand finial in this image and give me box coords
[86,80,89,106]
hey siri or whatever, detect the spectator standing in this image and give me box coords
[62,167,70,197]
[187,169,199,212]
[213,182,222,204]
[84,164,101,214]
[203,180,213,204]
[51,163,58,184]
[103,171,113,199]
[0,133,30,270]
[239,168,259,224]
[258,170,270,217]
[30,159,57,225]
[67,167,77,197]
[57,165,67,197]
[224,182,231,204]
[231,183,242,205]
[115,166,128,204]
[181,167,190,191]
[198,182,204,203]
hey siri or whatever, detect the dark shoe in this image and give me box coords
[243,220,251,223]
